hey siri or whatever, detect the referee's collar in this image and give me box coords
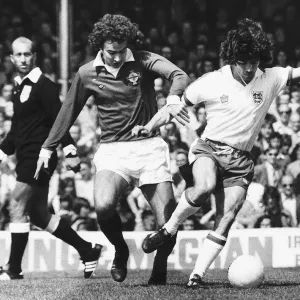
[14,67,42,85]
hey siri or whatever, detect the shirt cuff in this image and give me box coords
[39,148,53,159]
[63,144,77,156]
[166,95,181,106]
[0,149,7,161]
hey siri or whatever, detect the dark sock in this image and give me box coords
[98,213,128,254]
[52,219,91,256]
[7,232,29,273]
[153,234,177,273]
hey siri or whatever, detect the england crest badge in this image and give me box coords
[126,71,141,86]
[252,91,263,105]
[220,94,229,103]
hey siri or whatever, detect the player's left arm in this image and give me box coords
[132,52,191,137]
[132,96,191,137]
[141,51,190,98]
[40,80,80,172]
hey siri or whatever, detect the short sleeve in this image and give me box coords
[183,73,215,106]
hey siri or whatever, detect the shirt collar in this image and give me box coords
[221,65,263,82]
[93,48,135,68]
[281,193,296,202]
[14,67,42,85]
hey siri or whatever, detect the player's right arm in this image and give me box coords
[0,111,17,161]
[132,77,205,137]
[34,71,90,179]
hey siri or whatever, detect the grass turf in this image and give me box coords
[0,268,300,300]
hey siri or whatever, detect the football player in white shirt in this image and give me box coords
[132,18,300,288]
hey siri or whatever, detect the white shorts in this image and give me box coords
[93,136,172,186]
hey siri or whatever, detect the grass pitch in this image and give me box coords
[0,268,299,300]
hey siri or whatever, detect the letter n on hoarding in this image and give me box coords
[34,239,56,271]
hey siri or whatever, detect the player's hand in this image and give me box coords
[65,156,81,173]
[167,104,190,126]
[34,157,50,180]
[132,125,151,137]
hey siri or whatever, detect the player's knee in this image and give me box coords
[190,183,214,205]
[95,202,116,220]
[9,199,27,222]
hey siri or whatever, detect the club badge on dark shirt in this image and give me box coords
[126,70,141,86]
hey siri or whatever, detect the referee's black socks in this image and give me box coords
[7,223,30,274]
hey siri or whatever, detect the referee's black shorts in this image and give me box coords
[16,150,58,187]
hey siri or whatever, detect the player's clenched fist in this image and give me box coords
[132,125,150,137]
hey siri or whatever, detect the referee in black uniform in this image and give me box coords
[0,37,102,280]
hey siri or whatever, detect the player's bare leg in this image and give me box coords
[0,182,102,280]
[29,185,102,279]
[141,181,177,285]
[0,182,33,280]
[94,170,129,282]
[142,157,217,253]
[187,185,247,288]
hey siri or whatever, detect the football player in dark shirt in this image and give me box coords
[35,14,190,284]
[0,37,102,281]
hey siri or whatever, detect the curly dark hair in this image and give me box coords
[88,14,144,52]
[220,18,274,64]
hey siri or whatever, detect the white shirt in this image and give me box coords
[265,161,279,187]
[184,65,289,151]
[281,193,297,226]
[273,121,293,135]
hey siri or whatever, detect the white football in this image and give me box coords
[228,255,264,288]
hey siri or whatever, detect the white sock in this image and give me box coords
[164,191,200,236]
[190,231,227,279]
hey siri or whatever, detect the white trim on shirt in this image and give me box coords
[14,67,42,85]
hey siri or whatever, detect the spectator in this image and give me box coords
[172,149,188,202]
[76,95,99,136]
[180,215,201,231]
[253,147,283,188]
[55,194,77,226]
[260,186,283,228]
[69,123,94,157]
[254,215,272,228]
[285,143,300,179]
[0,83,13,108]
[72,197,98,231]
[127,185,150,218]
[290,86,300,113]
[273,103,293,135]
[75,159,94,207]
[255,118,274,155]
[41,57,56,83]
[280,175,299,227]
[142,210,156,231]
[289,112,300,151]
[160,45,173,62]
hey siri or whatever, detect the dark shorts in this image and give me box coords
[185,138,254,190]
[16,152,58,187]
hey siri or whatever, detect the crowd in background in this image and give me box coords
[0,0,300,231]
